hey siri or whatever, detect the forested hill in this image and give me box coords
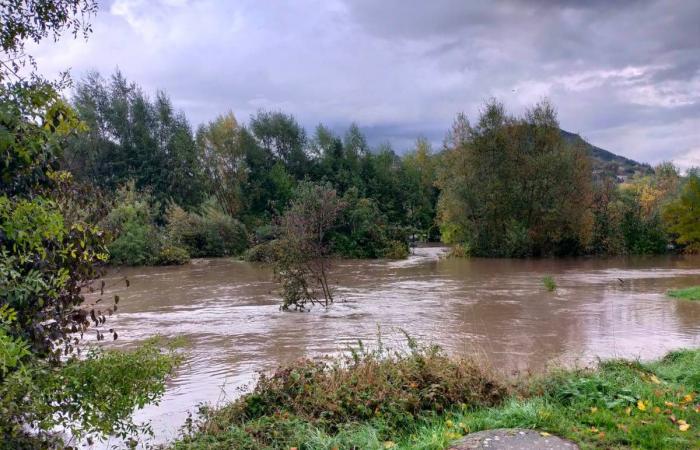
[560,130,652,178]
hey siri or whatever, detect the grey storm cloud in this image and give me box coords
[31,0,700,167]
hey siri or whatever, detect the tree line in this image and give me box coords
[60,71,700,264]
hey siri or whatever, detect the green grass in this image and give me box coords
[667,286,700,301]
[542,276,557,292]
[171,348,700,450]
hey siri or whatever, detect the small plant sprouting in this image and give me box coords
[543,276,557,292]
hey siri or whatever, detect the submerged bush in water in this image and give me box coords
[543,276,557,291]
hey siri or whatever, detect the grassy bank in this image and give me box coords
[171,345,699,450]
[668,286,700,301]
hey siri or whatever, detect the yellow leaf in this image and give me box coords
[540,432,551,437]
[625,406,632,416]
[590,407,598,413]
[446,420,453,428]
[649,375,661,384]
[679,423,690,432]
[664,401,675,407]
[383,442,396,449]
[637,400,647,411]
[653,406,661,414]
[589,427,599,433]
[680,393,694,404]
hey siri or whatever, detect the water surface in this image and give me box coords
[95,247,700,445]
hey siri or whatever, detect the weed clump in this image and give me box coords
[542,276,557,292]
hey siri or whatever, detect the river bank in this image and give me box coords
[169,345,699,449]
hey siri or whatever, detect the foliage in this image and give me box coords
[330,187,409,259]
[165,199,248,258]
[274,181,345,309]
[0,0,97,81]
[172,337,507,449]
[381,240,410,259]
[445,243,471,258]
[1,6,183,448]
[436,100,594,257]
[542,276,557,292]
[64,71,205,209]
[0,337,181,448]
[196,113,249,217]
[667,286,700,301]
[172,348,699,449]
[663,171,700,253]
[103,181,161,265]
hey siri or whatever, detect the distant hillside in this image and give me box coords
[561,130,652,179]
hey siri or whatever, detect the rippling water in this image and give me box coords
[93,247,700,446]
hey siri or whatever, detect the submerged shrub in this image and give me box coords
[446,243,471,258]
[243,240,282,263]
[542,276,557,292]
[166,199,248,258]
[157,244,190,265]
[380,240,410,259]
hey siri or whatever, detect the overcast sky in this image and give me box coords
[32,0,700,167]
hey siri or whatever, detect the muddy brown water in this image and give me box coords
[93,247,700,445]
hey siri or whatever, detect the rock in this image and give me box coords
[449,428,579,450]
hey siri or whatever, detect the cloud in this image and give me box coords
[28,0,700,167]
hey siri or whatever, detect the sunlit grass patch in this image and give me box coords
[667,286,700,301]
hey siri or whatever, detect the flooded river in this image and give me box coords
[96,247,700,445]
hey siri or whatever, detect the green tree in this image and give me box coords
[274,182,345,310]
[663,170,700,253]
[436,100,593,257]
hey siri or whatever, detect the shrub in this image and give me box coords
[108,219,160,266]
[166,200,248,258]
[542,276,557,292]
[103,182,162,265]
[157,244,190,265]
[445,243,471,258]
[180,338,507,447]
[380,240,410,259]
[243,240,282,263]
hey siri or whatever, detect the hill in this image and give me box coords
[561,130,652,179]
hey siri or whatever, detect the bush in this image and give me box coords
[166,200,248,258]
[380,240,410,259]
[103,182,162,265]
[157,244,190,265]
[243,240,282,263]
[176,338,507,448]
[445,243,471,258]
[108,219,160,265]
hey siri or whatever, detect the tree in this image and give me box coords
[65,70,205,210]
[250,110,308,178]
[196,112,249,217]
[1,5,178,446]
[663,170,700,253]
[436,100,593,257]
[274,182,345,310]
[1,0,97,80]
